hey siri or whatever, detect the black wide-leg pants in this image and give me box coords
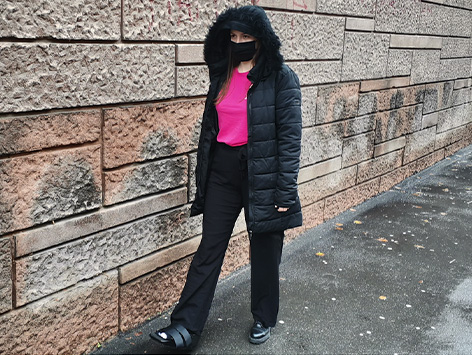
[171,142,284,335]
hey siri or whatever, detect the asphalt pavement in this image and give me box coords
[93,144,472,355]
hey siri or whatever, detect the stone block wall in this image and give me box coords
[1,0,471,353]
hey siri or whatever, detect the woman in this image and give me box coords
[150,5,302,350]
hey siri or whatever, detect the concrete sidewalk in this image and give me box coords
[93,145,472,355]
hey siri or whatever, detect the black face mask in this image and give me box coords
[230,41,257,62]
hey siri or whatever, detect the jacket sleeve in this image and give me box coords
[274,66,302,208]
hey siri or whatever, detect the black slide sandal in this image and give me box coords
[150,324,198,351]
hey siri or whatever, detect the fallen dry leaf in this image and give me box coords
[423,219,430,223]
[443,188,449,192]
[412,205,422,209]
[379,296,387,300]
[315,252,325,257]
[377,238,388,243]
[414,245,425,249]
[335,227,343,231]
[336,223,343,226]
[354,220,363,225]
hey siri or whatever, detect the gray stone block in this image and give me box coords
[411,50,441,84]
[0,43,174,113]
[345,18,375,31]
[343,115,375,137]
[435,127,464,150]
[375,0,421,33]
[316,0,376,17]
[298,157,342,184]
[341,33,389,81]
[357,150,403,183]
[342,132,375,168]
[404,126,436,164]
[374,136,407,157]
[437,103,472,133]
[189,152,197,202]
[390,35,442,49]
[360,77,410,92]
[423,81,454,114]
[419,2,446,35]
[0,238,11,314]
[123,0,251,40]
[15,205,202,305]
[176,44,204,64]
[291,61,342,86]
[452,88,472,107]
[15,188,188,257]
[176,66,210,97]
[316,83,359,124]
[422,112,439,129]
[439,58,472,82]
[0,0,120,40]
[387,50,413,77]
[441,38,471,58]
[268,12,344,60]
[104,156,188,206]
[301,123,343,167]
[301,86,318,128]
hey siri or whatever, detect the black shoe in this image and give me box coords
[249,321,271,344]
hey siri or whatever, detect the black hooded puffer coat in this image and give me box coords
[190,5,303,233]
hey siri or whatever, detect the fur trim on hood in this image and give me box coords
[203,5,284,80]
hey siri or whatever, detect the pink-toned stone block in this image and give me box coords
[0,238,12,314]
[357,150,403,183]
[285,200,325,242]
[324,178,381,220]
[0,271,118,355]
[316,83,359,124]
[0,111,100,156]
[103,100,204,169]
[342,132,375,167]
[404,127,436,164]
[416,149,445,171]
[119,257,192,332]
[374,105,423,143]
[0,145,102,234]
[379,166,410,192]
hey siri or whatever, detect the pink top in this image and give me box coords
[215,68,252,147]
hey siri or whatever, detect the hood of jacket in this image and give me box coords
[203,5,284,82]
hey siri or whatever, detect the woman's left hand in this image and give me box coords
[275,206,288,212]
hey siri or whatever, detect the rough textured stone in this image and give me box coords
[445,139,469,156]
[439,58,472,82]
[416,149,445,171]
[0,238,11,314]
[342,115,375,137]
[324,178,380,221]
[442,6,472,37]
[286,200,324,240]
[379,165,411,192]
[104,156,188,206]
[345,18,375,31]
[0,146,101,235]
[358,85,425,116]
[15,206,202,306]
[0,111,101,156]
[342,132,375,167]
[341,33,390,81]
[291,61,342,86]
[119,235,201,284]
[419,2,447,35]
[301,123,343,167]
[404,127,436,163]
[189,152,198,202]
[176,65,210,97]
[176,44,204,63]
[437,103,472,133]
[316,83,359,124]
[220,232,250,279]
[103,100,204,169]
[374,105,423,143]
[0,0,120,40]
[301,86,318,128]
[423,81,454,114]
[451,88,472,107]
[454,79,470,90]
[15,188,187,257]
[119,257,192,331]
[0,271,118,355]
[374,136,406,157]
[387,49,413,77]
[435,127,465,150]
[375,0,421,33]
[298,157,342,184]
[269,12,344,60]
[316,0,376,17]
[298,167,357,206]
[357,150,403,183]
[0,43,174,113]
[411,50,441,84]
[123,0,251,41]
[441,38,471,59]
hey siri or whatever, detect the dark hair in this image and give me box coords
[214,36,261,105]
